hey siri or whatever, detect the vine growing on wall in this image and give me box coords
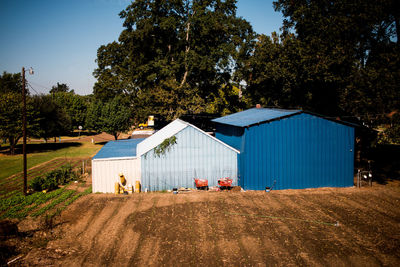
[154,136,177,157]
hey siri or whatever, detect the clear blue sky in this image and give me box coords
[0,0,284,96]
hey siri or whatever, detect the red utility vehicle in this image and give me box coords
[194,178,209,190]
[218,177,233,190]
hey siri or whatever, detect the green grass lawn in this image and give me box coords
[0,142,103,181]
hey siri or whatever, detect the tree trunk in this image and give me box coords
[8,136,21,155]
[9,137,16,155]
[114,133,119,140]
[180,9,196,88]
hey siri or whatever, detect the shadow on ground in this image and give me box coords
[368,144,400,184]
[0,142,82,155]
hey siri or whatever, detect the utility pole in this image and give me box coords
[22,67,27,196]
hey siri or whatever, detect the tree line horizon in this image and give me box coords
[1,0,399,153]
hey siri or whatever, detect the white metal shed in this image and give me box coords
[92,138,144,193]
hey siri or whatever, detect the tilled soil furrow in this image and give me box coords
[217,194,263,266]
[282,193,356,266]
[224,192,282,265]
[201,193,233,266]
[128,195,160,266]
[303,193,386,266]
[73,197,110,238]
[102,195,143,266]
[271,193,333,266]
[351,190,400,220]
[242,192,316,266]
[49,197,117,266]
[79,199,126,266]
[329,192,400,229]
[296,194,398,266]
[226,192,278,266]
[15,186,400,267]
[188,194,220,266]
[247,192,306,266]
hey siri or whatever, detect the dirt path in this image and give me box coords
[10,183,400,266]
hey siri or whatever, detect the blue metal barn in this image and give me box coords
[212,108,355,190]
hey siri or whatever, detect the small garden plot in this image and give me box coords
[0,163,92,219]
[0,187,92,219]
[0,158,90,199]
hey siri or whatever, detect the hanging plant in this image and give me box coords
[154,136,177,157]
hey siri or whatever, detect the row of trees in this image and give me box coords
[93,0,399,141]
[245,0,399,122]
[1,0,399,151]
[0,73,132,154]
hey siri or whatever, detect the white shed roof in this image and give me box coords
[136,119,239,156]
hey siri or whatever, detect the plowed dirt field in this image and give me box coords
[13,183,400,266]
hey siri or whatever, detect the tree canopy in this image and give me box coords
[0,92,39,154]
[0,72,21,94]
[243,0,399,127]
[94,0,254,121]
[32,95,71,142]
[86,97,132,140]
[50,82,72,94]
[52,91,89,130]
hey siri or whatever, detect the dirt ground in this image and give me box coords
[4,182,400,266]
[62,132,132,143]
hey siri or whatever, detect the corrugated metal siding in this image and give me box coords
[215,124,243,150]
[141,126,238,191]
[240,113,354,190]
[92,157,141,193]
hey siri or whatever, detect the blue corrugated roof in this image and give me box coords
[92,138,145,160]
[212,108,301,127]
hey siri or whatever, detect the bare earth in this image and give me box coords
[11,182,400,266]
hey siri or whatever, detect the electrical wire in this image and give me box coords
[27,81,52,92]
[26,82,41,95]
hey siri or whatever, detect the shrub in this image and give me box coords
[28,164,79,192]
[29,176,45,192]
[42,173,59,191]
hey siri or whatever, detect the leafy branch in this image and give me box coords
[154,136,177,157]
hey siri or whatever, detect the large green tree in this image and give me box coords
[52,91,89,130]
[243,33,307,109]
[32,95,71,142]
[245,0,399,123]
[85,99,103,133]
[85,97,132,139]
[0,72,40,154]
[0,72,21,94]
[99,96,132,140]
[50,82,72,94]
[0,92,39,154]
[94,0,254,121]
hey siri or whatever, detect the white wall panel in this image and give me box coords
[92,157,141,193]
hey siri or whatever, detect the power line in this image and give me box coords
[27,80,52,92]
[27,82,41,95]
